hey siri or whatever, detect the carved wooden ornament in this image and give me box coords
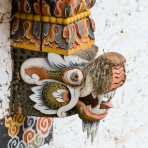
[9,0,126,141]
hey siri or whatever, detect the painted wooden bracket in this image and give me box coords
[10,0,126,124]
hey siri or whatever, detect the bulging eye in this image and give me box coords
[63,69,84,86]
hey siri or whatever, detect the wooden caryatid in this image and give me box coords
[10,0,126,138]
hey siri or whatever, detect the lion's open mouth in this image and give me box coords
[77,52,126,122]
[77,93,114,122]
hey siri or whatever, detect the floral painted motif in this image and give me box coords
[23,128,36,144]
[5,114,26,137]
[36,117,53,137]
[11,0,95,55]
[42,17,95,50]
[12,0,96,17]
[0,116,53,148]
[11,17,95,54]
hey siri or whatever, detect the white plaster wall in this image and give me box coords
[1,0,148,148]
[0,0,11,118]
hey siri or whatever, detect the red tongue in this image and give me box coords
[100,102,113,109]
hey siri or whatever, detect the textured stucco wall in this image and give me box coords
[1,0,148,148]
[0,0,11,118]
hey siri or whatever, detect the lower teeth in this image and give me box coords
[91,106,107,114]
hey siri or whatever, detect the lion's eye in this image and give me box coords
[63,69,84,86]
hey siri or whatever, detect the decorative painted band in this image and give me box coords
[11,40,95,56]
[14,11,91,25]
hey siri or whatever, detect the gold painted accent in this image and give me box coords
[82,0,88,10]
[11,40,95,55]
[11,42,41,52]
[14,11,91,25]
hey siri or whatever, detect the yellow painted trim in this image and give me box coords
[11,40,95,56]
[82,0,88,10]
[42,40,95,55]
[14,11,91,25]
[11,43,41,52]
